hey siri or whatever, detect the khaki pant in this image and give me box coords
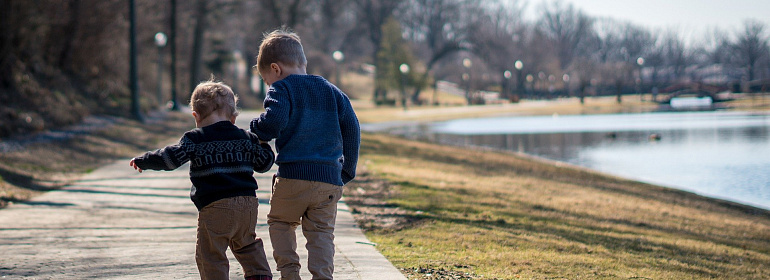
[268,177,343,280]
[196,196,272,280]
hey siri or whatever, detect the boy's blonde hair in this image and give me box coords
[189,80,239,120]
[255,28,307,72]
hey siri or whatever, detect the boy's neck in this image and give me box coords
[279,65,307,80]
[196,113,233,128]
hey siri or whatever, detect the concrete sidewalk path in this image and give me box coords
[0,161,406,279]
[0,112,406,280]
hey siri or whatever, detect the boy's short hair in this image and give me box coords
[256,28,307,72]
[189,79,239,120]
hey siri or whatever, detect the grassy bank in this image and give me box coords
[345,133,770,279]
[0,111,194,208]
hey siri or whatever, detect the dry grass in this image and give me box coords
[344,71,770,124]
[355,96,661,123]
[345,133,770,279]
[722,94,770,111]
[343,72,662,123]
[0,111,194,208]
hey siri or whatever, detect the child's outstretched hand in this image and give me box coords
[129,159,143,173]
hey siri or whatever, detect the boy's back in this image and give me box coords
[250,74,359,186]
[133,120,274,210]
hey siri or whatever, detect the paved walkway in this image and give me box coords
[0,113,406,280]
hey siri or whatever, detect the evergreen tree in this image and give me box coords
[375,17,419,106]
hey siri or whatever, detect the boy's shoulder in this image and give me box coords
[278,74,332,87]
[181,127,204,141]
[279,75,347,97]
[181,123,257,143]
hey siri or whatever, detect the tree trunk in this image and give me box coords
[189,0,207,96]
[0,0,15,89]
[57,0,81,73]
[129,0,142,121]
[169,0,179,110]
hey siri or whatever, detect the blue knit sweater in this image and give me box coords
[250,74,360,186]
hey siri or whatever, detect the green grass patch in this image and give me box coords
[348,133,770,279]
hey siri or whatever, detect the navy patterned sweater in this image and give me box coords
[250,74,360,186]
[132,121,275,210]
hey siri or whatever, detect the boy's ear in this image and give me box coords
[270,63,281,75]
[192,111,201,122]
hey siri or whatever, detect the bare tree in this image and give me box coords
[468,0,528,101]
[643,32,664,88]
[400,0,488,103]
[609,21,653,102]
[700,27,731,65]
[299,0,356,79]
[260,0,311,29]
[538,0,593,71]
[732,20,769,82]
[661,29,692,84]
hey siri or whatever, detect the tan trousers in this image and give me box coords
[268,177,343,280]
[196,196,272,280]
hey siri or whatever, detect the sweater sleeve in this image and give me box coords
[132,136,192,171]
[339,98,360,185]
[250,85,290,141]
[253,142,276,173]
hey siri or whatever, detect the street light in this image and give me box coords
[562,74,570,97]
[463,58,472,103]
[537,72,546,99]
[636,57,645,100]
[526,74,534,97]
[548,74,556,99]
[503,70,512,100]
[514,60,523,98]
[333,50,344,86]
[154,32,167,107]
[399,63,410,110]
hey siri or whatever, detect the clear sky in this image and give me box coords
[528,0,770,43]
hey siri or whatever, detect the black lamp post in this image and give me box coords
[637,56,645,100]
[503,70,511,100]
[562,74,570,97]
[399,63,410,110]
[154,32,167,106]
[463,58,472,104]
[515,60,523,98]
[333,51,344,87]
[169,0,179,110]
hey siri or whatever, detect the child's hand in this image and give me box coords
[129,159,143,173]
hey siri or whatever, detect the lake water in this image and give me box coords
[368,111,770,210]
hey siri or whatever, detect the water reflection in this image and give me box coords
[383,112,770,210]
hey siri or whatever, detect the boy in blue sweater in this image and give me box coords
[250,29,360,280]
[130,80,275,280]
